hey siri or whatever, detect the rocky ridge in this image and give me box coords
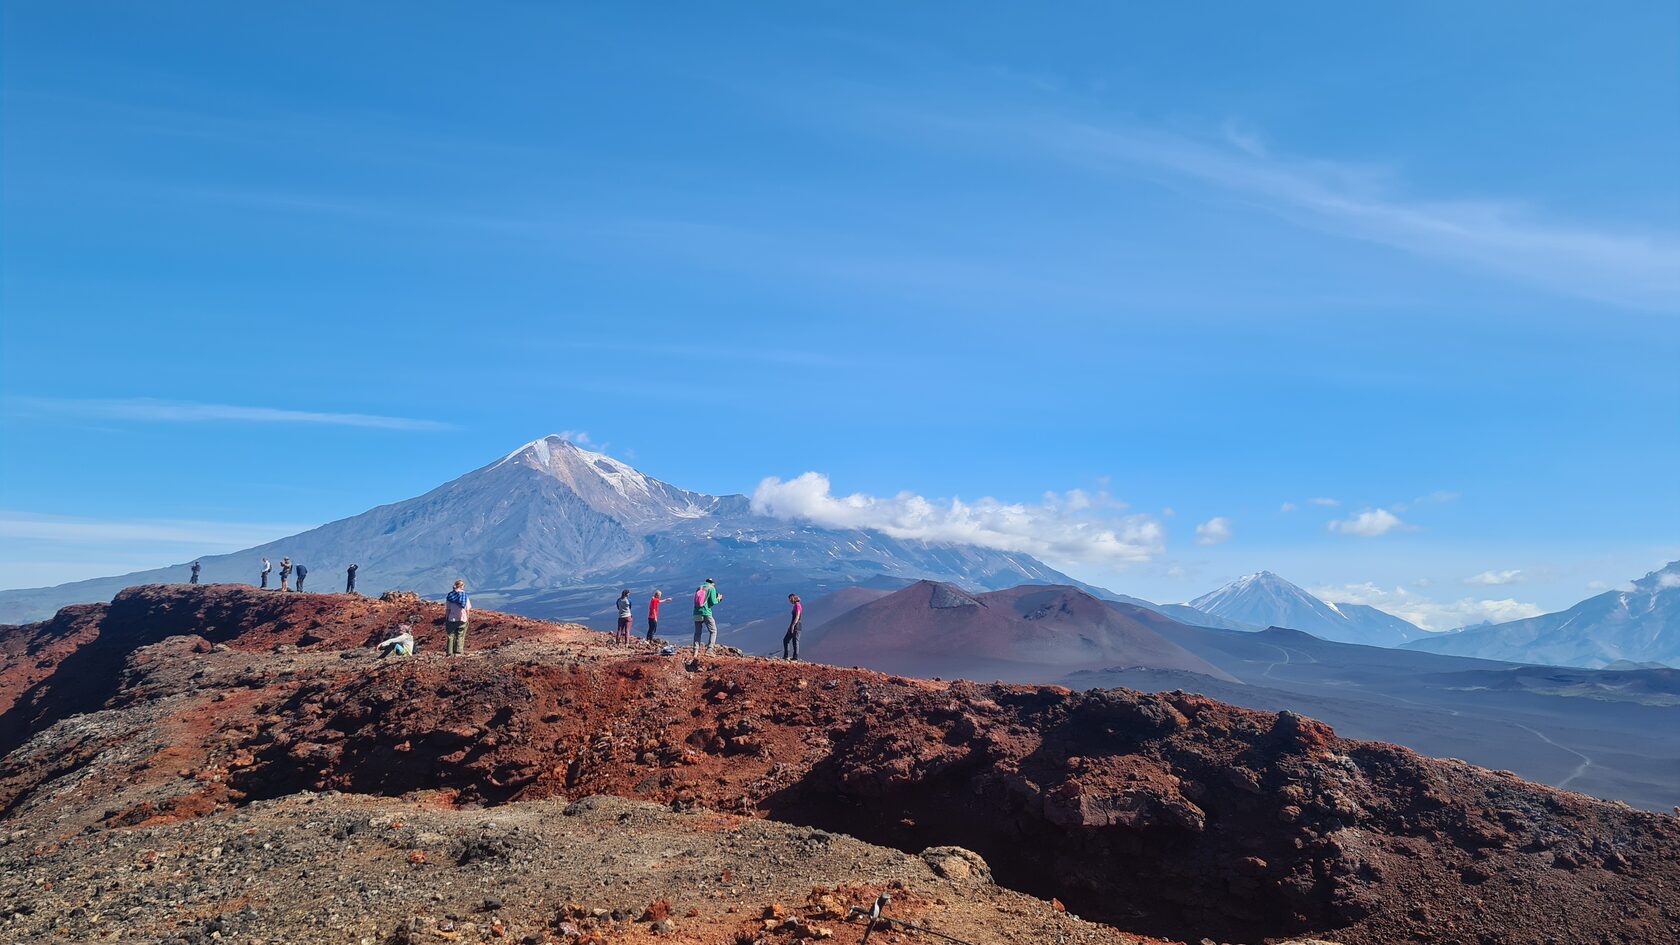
[2,584,1676,944]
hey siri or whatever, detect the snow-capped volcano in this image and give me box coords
[1403,560,1680,668]
[494,436,725,529]
[0,435,1077,626]
[1186,571,1422,646]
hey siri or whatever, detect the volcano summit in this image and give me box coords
[0,436,1075,626]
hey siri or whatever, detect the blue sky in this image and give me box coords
[2,2,1677,626]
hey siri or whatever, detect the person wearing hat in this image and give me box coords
[692,578,723,658]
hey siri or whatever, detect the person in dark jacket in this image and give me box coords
[190,561,201,585]
[783,593,803,661]
[295,563,308,592]
[346,563,359,594]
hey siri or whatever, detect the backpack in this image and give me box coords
[695,587,709,608]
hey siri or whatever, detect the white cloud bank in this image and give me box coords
[1465,569,1524,586]
[1327,508,1408,537]
[1194,516,1233,546]
[751,472,1165,567]
[1313,581,1544,632]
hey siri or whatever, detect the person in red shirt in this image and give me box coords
[646,589,676,642]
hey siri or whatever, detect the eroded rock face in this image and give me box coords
[2,584,1678,945]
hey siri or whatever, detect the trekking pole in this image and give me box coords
[856,893,890,943]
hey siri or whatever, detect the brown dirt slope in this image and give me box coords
[2,584,1677,945]
[808,582,1236,683]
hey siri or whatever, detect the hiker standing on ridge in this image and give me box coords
[279,557,292,592]
[692,578,722,658]
[615,589,634,645]
[295,563,308,592]
[261,557,272,589]
[646,589,675,642]
[346,563,358,594]
[190,561,201,585]
[784,593,803,661]
[445,580,471,655]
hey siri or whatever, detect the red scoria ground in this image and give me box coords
[1,584,1676,945]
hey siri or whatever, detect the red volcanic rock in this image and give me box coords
[1,584,1677,945]
[808,581,1238,683]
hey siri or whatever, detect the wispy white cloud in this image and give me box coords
[963,112,1680,311]
[1279,501,1298,513]
[1309,497,1341,507]
[1327,508,1409,537]
[1659,573,1680,590]
[750,472,1164,567]
[1312,581,1544,632]
[1194,516,1233,546]
[14,397,451,431]
[1465,569,1524,586]
[0,512,311,549]
[1393,490,1462,512]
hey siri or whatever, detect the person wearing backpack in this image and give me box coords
[692,578,723,657]
[614,589,634,645]
[444,580,471,655]
[646,589,675,642]
[784,593,803,661]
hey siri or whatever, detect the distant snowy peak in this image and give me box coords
[494,435,722,530]
[1187,571,1422,647]
[1404,560,1679,668]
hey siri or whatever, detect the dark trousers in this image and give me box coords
[296,574,306,591]
[646,617,658,642]
[190,573,199,585]
[261,572,269,588]
[347,574,356,593]
[783,624,801,660]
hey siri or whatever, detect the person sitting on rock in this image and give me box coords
[378,623,416,658]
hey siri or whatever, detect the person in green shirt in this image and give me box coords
[692,578,722,657]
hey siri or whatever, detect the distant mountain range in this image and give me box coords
[0,436,1081,625]
[1404,561,1680,668]
[3,436,1670,672]
[1183,570,1425,646]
